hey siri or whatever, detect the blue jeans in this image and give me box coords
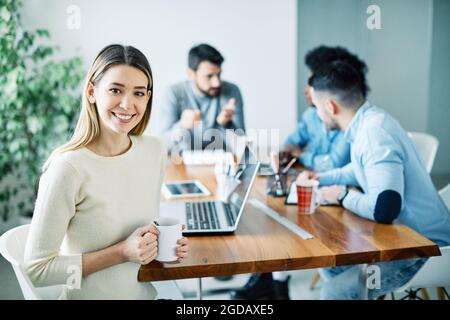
[319,258,428,300]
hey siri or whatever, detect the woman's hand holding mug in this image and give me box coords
[120,225,159,265]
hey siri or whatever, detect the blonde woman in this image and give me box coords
[24,44,189,299]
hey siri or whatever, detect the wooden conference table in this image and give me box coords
[138,161,441,299]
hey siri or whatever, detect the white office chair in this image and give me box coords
[393,246,450,300]
[407,132,439,173]
[0,225,62,299]
[393,183,450,300]
[153,280,183,299]
[0,224,183,300]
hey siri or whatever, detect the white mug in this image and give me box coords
[153,217,182,262]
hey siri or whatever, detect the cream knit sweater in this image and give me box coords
[24,135,166,299]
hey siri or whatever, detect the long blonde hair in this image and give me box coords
[43,44,154,171]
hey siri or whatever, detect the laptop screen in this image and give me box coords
[227,146,260,223]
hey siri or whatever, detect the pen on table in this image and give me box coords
[270,151,285,196]
[281,157,297,175]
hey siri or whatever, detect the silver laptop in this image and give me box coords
[160,146,260,234]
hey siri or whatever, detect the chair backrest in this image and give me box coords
[153,280,184,299]
[439,183,450,210]
[407,132,439,173]
[398,246,450,290]
[0,225,62,300]
[397,184,450,292]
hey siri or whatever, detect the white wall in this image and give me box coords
[298,0,432,131]
[297,0,366,114]
[298,0,449,174]
[364,0,433,133]
[428,0,450,174]
[21,0,297,145]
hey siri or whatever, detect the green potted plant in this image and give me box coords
[0,0,84,226]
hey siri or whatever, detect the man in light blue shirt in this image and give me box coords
[282,46,370,171]
[284,108,349,171]
[231,47,367,300]
[299,61,450,299]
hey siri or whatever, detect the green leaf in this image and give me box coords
[32,46,54,62]
[3,67,19,99]
[8,140,20,153]
[6,120,17,131]
[0,6,11,22]
[54,115,69,133]
[26,116,41,134]
[36,29,50,38]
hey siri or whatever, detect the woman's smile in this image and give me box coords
[111,111,137,124]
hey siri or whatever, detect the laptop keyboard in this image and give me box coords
[186,202,235,230]
[223,203,236,227]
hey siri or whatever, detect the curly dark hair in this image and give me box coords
[305,46,369,98]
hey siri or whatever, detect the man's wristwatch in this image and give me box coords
[337,187,349,206]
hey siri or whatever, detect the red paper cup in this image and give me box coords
[296,179,320,214]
